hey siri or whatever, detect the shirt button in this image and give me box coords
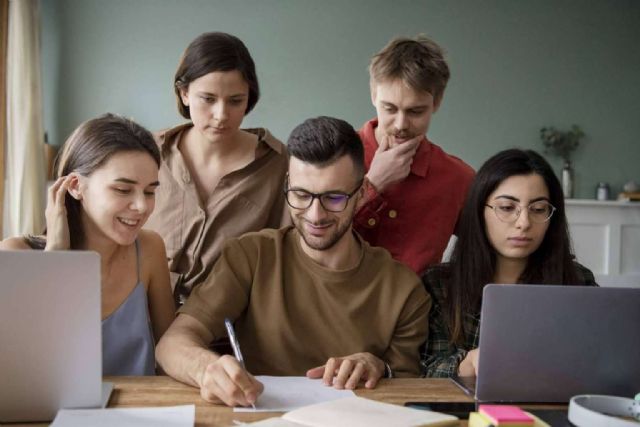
[388,210,397,219]
[368,218,376,226]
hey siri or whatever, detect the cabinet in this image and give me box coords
[566,199,640,287]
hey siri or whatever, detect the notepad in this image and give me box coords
[479,405,533,426]
[234,376,355,412]
[468,411,549,427]
[50,404,195,427]
[243,396,459,426]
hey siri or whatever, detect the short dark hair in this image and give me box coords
[286,116,365,179]
[370,35,450,102]
[174,32,259,118]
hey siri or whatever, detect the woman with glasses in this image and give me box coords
[421,149,597,378]
[145,32,288,305]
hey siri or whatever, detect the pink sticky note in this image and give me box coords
[479,405,534,424]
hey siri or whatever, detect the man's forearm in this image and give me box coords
[156,328,220,388]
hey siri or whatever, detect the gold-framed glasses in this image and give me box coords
[485,200,556,223]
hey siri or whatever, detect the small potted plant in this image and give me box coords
[540,125,585,198]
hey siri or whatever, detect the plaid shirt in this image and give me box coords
[420,262,598,377]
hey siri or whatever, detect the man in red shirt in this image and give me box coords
[355,35,475,275]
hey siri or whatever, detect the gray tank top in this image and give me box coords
[102,240,155,375]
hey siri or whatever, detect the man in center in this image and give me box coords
[156,116,430,407]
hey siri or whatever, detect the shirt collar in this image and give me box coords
[155,122,190,159]
[411,136,432,178]
[244,127,284,155]
[156,123,283,158]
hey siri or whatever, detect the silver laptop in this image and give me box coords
[471,284,640,402]
[0,251,112,422]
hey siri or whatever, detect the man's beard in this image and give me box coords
[293,216,353,251]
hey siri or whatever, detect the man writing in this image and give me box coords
[156,116,430,407]
[355,35,475,274]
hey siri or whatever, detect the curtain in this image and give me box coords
[5,0,45,236]
[0,0,8,236]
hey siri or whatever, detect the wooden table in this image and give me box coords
[111,376,473,426]
[13,376,474,426]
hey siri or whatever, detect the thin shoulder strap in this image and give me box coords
[134,239,141,284]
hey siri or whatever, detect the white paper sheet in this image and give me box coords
[282,396,459,427]
[51,404,195,427]
[234,376,355,412]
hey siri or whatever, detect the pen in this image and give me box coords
[224,318,256,410]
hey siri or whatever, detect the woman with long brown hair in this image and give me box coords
[0,114,174,375]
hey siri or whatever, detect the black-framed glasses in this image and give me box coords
[284,176,363,213]
[485,200,556,223]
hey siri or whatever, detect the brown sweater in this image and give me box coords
[180,226,430,377]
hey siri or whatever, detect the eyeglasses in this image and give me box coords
[485,200,556,223]
[284,178,363,213]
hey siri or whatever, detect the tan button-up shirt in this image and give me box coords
[145,123,289,304]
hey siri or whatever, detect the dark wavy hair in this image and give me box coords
[174,32,259,118]
[444,149,580,345]
[25,114,160,250]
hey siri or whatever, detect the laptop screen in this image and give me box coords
[476,284,640,403]
[0,251,103,422]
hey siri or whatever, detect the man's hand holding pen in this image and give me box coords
[197,354,263,407]
[196,318,265,408]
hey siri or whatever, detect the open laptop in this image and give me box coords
[0,251,112,422]
[453,284,640,403]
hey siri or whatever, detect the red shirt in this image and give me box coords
[354,118,475,275]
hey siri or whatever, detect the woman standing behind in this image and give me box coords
[0,114,175,375]
[146,32,288,305]
[421,149,597,378]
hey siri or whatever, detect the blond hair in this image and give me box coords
[369,35,450,101]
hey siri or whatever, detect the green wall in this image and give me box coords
[41,0,640,199]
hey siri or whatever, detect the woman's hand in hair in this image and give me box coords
[457,348,479,377]
[44,176,72,251]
